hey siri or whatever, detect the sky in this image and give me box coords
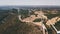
[0,0,60,6]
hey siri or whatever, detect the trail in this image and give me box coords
[18,11,60,34]
[18,11,48,34]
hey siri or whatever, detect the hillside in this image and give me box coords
[0,13,43,34]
